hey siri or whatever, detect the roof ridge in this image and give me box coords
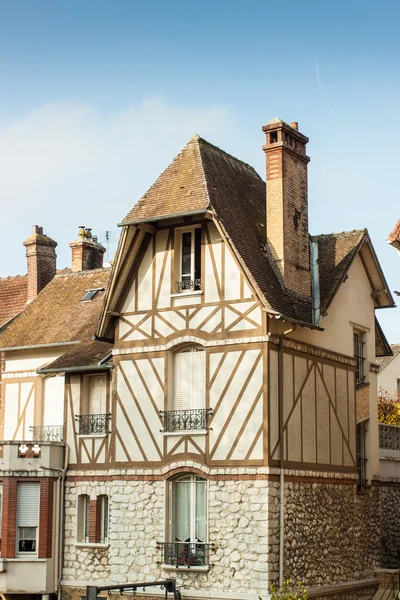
[311,228,367,240]
[54,267,110,279]
[0,274,27,281]
[195,135,263,180]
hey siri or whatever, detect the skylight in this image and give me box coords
[81,288,104,302]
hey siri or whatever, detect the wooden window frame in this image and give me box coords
[354,330,366,386]
[174,225,202,294]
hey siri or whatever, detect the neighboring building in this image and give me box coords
[377,344,400,394]
[0,119,397,600]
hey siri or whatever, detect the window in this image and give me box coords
[78,374,108,435]
[177,228,201,293]
[98,495,109,543]
[17,482,39,554]
[81,288,104,302]
[357,421,368,489]
[174,347,206,411]
[161,474,210,567]
[354,331,365,385]
[77,494,90,543]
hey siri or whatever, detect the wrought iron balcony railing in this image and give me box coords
[30,425,64,442]
[158,541,213,568]
[160,408,211,432]
[176,279,201,293]
[76,413,110,435]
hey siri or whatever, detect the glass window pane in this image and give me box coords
[174,480,191,542]
[181,232,192,278]
[195,480,206,542]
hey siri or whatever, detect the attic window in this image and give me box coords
[81,288,104,302]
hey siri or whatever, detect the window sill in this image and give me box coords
[356,381,370,390]
[75,542,109,549]
[163,430,207,437]
[8,557,46,562]
[170,290,203,299]
[161,563,210,572]
[77,433,108,439]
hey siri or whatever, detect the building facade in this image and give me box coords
[0,119,397,600]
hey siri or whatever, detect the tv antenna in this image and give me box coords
[100,230,116,262]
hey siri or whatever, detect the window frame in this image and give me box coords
[16,482,40,556]
[354,330,366,386]
[76,494,90,543]
[167,474,208,544]
[174,225,202,293]
[99,494,109,544]
[173,346,206,412]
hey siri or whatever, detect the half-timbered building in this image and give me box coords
[0,119,397,600]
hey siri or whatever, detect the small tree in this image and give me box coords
[378,388,400,425]
[259,580,307,600]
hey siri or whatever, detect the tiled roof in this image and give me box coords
[0,268,110,351]
[122,135,313,323]
[40,339,112,371]
[0,275,28,331]
[377,344,400,372]
[121,136,373,325]
[311,230,366,314]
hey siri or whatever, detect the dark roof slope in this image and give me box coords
[0,268,110,350]
[122,135,313,323]
[377,344,400,372]
[312,230,366,314]
[40,339,112,371]
[0,275,28,330]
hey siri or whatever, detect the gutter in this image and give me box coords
[37,363,112,374]
[0,341,78,352]
[118,209,209,227]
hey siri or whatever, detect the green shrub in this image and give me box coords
[259,580,307,600]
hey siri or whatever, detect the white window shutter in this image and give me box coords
[174,352,190,410]
[192,351,206,409]
[89,375,107,414]
[17,483,39,527]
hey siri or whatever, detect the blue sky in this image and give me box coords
[1,0,400,340]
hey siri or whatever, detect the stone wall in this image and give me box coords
[62,477,271,598]
[380,483,400,568]
[266,476,381,587]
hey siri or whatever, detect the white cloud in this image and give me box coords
[0,97,236,275]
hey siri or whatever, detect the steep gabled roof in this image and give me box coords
[118,135,312,326]
[377,343,400,372]
[0,268,111,367]
[0,275,28,331]
[99,134,393,338]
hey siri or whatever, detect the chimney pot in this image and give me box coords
[290,122,299,130]
[23,226,57,302]
[70,227,105,272]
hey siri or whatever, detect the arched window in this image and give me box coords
[170,474,207,543]
[162,474,209,567]
[174,347,206,411]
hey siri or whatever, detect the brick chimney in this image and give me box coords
[69,226,106,272]
[262,118,311,296]
[23,226,57,302]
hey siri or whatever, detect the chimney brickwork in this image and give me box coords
[23,226,57,302]
[262,119,311,296]
[70,226,106,272]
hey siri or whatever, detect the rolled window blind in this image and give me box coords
[17,482,39,527]
[89,375,107,414]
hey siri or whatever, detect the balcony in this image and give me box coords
[0,558,57,594]
[76,413,109,435]
[158,541,213,568]
[0,440,65,473]
[176,279,201,293]
[30,425,64,442]
[160,409,211,432]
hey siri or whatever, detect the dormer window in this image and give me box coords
[81,288,104,302]
[176,227,201,293]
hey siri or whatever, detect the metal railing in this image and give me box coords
[379,423,400,451]
[357,421,367,489]
[30,425,64,442]
[76,413,109,435]
[158,542,212,568]
[381,569,400,600]
[160,409,211,432]
[176,279,201,293]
